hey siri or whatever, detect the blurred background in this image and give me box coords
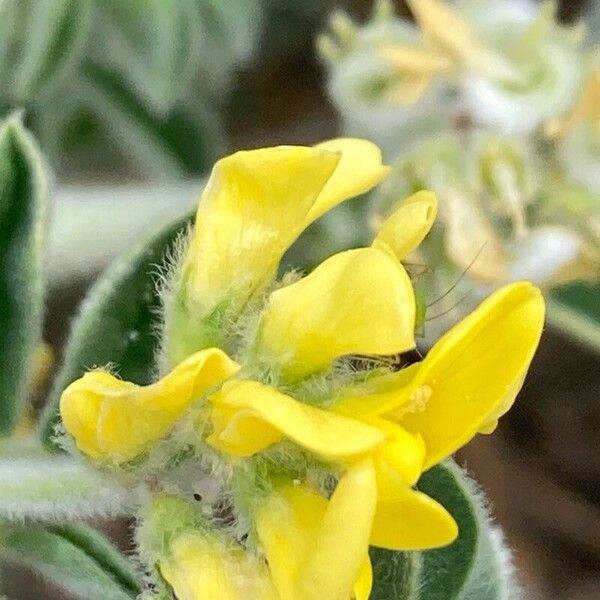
[1,0,598,598]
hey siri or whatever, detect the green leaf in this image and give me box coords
[40,214,192,448]
[0,523,140,600]
[369,549,422,600]
[98,0,203,114]
[0,116,48,435]
[13,0,92,102]
[547,282,600,353]
[0,450,128,521]
[370,461,518,599]
[202,0,263,64]
[77,60,223,178]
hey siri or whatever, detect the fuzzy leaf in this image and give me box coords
[13,0,92,102]
[0,523,140,600]
[370,461,518,599]
[369,548,422,600]
[98,0,203,114]
[77,60,223,178]
[40,215,192,448]
[0,116,48,435]
[0,451,128,521]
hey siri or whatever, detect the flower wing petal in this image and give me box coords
[184,145,341,314]
[208,380,385,459]
[307,138,390,223]
[257,247,416,379]
[401,282,545,470]
[298,459,377,600]
[61,348,239,462]
[371,487,458,550]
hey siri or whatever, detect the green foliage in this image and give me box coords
[9,0,92,102]
[0,116,47,436]
[77,61,222,178]
[98,0,204,115]
[0,523,141,600]
[371,461,517,600]
[548,282,600,352]
[40,215,192,447]
[0,0,263,178]
[0,452,127,521]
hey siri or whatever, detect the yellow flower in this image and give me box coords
[180,138,389,321]
[336,281,545,470]
[163,138,390,365]
[206,282,543,551]
[206,378,457,552]
[255,459,377,600]
[58,135,546,595]
[253,191,436,380]
[207,379,385,459]
[159,531,278,600]
[60,348,238,462]
[157,465,377,600]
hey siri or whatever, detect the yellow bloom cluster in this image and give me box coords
[59,138,544,599]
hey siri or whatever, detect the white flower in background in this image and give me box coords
[318,2,455,156]
[548,64,600,193]
[414,0,585,135]
[321,0,587,149]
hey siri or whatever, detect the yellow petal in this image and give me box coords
[207,380,385,459]
[160,532,278,600]
[353,557,373,600]
[298,459,377,600]
[60,372,113,459]
[60,348,239,462]
[408,0,475,58]
[255,481,328,599]
[372,191,438,260]
[257,247,416,379]
[366,417,426,488]
[371,487,458,551]
[401,282,545,470]
[334,364,420,419]
[257,462,377,600]
[182,145,341,316]
[308,138,390,223]
[381,70,438,105]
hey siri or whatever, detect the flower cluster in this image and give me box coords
[59,139,544,599]
[320,0,587,149]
